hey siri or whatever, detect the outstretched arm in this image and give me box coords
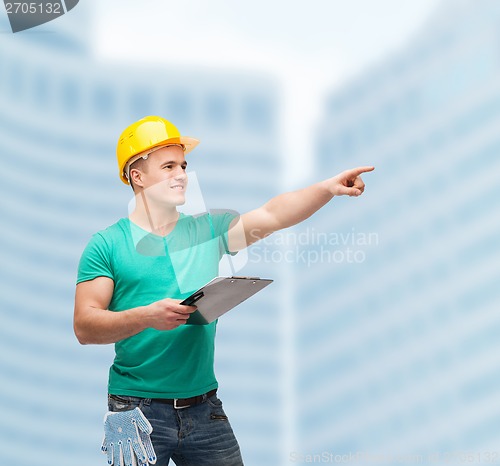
[227,166,374,251]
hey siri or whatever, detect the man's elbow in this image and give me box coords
[73,314,94,345]
[74,324,91,345]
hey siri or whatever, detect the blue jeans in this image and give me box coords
[107,392,244,466]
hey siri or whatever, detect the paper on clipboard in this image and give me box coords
[180,276,273,325]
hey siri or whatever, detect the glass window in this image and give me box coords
[166,91,192,125]
[205,92,230,128]
[93,84,114,119]
[241,95,273,133]
[33,69,50,109]
[60,77,79,116]
[8,60,23,99]
[130,89,153,117]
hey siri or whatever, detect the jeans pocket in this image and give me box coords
[207,395,228,421]
[108,394,143,412]
[210,412,229,421]
[207,394,223,408]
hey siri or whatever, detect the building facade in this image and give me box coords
[294,0,500,463]
[0,7,285,465]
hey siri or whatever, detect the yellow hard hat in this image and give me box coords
[116,116,200,185]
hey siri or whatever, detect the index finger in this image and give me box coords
[343,166,375,177]
[177,304,198,314]
[171,300,198,313]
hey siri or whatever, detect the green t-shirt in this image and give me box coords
[77,211,236,398]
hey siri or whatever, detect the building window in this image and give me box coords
[205,92,230,128]
[241,95,272,133]
[166,91,192,125]
[93,84,115,119]
[130,89,153,117]
[33,69,50,109]
[402,87,422,121]
[8,60,24,100]
[60,77,79,116]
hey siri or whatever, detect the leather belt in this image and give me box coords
[154,389,217,409]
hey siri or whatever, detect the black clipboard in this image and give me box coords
[180,276,273,325]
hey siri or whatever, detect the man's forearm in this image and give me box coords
[74,305,149,345]
[263,179,334,231]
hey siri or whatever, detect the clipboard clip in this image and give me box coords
[181,290,204,306]
[230,276,261,284]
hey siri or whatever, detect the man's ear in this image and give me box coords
[130,168,144,189]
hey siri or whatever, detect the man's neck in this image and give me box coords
[129,192,180,236]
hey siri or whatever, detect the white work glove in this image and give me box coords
[101,407,157,466]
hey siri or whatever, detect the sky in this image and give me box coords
[93,0,442,182]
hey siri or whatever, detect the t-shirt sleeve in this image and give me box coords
[208,209,239,256]
[76,232,114,284]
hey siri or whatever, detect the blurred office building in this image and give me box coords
[0,6,284,466]
[294,0,500,463]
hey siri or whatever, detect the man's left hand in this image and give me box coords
[327,166,375,197]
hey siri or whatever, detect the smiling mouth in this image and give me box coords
[171,185,184,190]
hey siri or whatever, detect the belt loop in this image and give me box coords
[143,398,151,406]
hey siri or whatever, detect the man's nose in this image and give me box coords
[173,167,187,179]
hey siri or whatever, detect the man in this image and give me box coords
[74,115,373,466]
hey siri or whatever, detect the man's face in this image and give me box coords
[132,145,188,207]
